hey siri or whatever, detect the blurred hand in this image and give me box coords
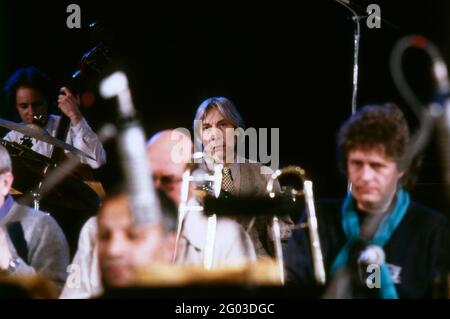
[57,87,82,125]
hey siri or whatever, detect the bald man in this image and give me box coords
[146,129,192,205]
[145,130,256,267]
[60,129,255,298]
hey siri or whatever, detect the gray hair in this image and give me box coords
[193,97,245,129]
[0,145,12,173]
[192,97,246,152]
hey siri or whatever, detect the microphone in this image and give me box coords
[413,36,450,198]
[358,245,385,265]
[392,35,450,194]
[405,35,450,98]
[100,71,162,225]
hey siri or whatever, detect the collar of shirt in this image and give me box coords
[203,159,240,191]
[203,157,239,180]
[0,195,15,222]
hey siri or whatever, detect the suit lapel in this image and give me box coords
[238,163,249,196]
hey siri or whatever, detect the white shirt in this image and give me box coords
[3,114,106,169]
[59,217,102,299]
[176,198,257,268]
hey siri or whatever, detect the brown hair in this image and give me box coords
[337,103,420,190]
[192,97,245,151]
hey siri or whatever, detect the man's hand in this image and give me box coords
[0,227,13,271]
[57,87,82,125]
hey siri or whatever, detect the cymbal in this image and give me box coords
[0,118,94,161]
[1,140,99,211]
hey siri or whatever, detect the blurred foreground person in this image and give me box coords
[98,190,177,288]
[0,145,69,293]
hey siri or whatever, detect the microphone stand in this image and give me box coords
[335,0,399,115]
[336,1,399,194]
[335,0,363,196]
[335,0,363,116]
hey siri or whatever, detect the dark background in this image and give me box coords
[2,0,450,213]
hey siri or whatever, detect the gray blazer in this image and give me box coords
[1,201,70,292]
[235,162,294,257]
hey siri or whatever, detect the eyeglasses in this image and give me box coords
[152,174,182,189]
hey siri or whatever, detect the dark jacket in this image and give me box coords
[284,199,449,298]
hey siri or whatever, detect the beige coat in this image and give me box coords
[175,207,257,267]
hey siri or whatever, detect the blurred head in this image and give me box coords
[97,190,177,288]
[338,103,414,213]
[193,97,245,163]
[0,145,14,207]
[3,67,55,124]
[146,130,192,205]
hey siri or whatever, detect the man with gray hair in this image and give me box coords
[193,97,294,257]
[0,145,70,292]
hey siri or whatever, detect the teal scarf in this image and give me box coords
[329,188,410,299]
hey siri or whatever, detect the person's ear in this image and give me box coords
[0,172,14,197]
